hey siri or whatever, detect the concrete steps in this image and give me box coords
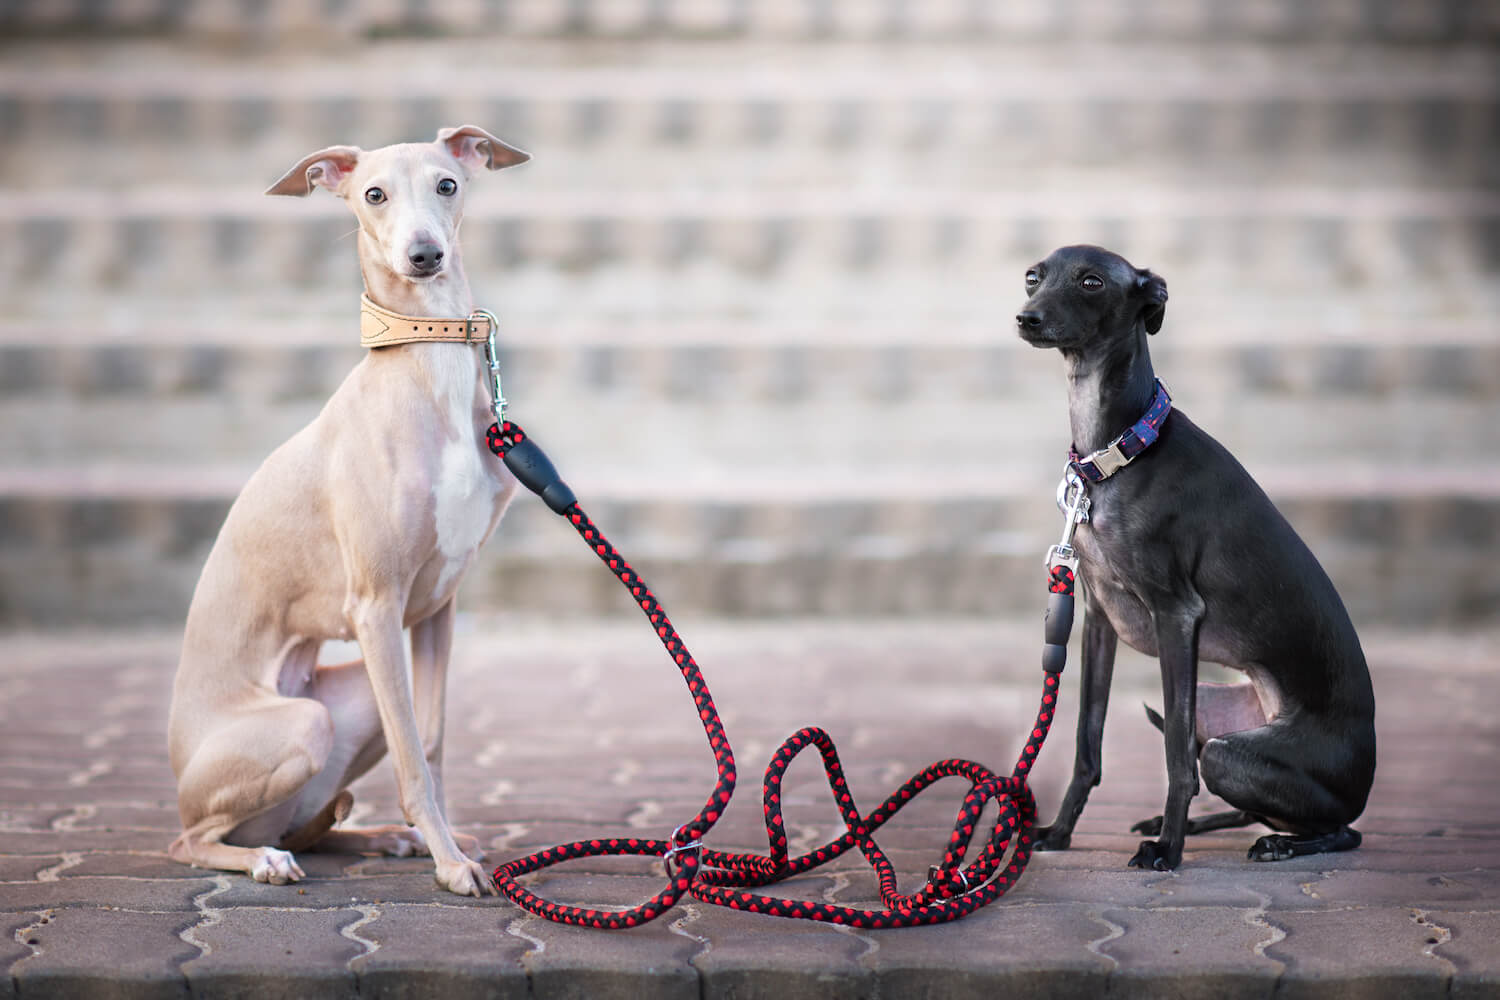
[6,44,1495,191]
[3,40,1495,332]
[3,191,1494,333]
[1,7,1495,628]
[3,338,1497,471]
[4,336,1497,626]
[6,0,1497,43]
[4,464,1495,628]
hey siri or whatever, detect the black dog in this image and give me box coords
[1016,244,1376,870]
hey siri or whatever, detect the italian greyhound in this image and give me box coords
[1016,244,1376,870]
[167,126,529,896]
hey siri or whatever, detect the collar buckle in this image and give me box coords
[1088,442,1130,479]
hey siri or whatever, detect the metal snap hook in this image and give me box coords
[469,308,506,424]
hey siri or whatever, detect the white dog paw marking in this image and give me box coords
[435,857,494,898]
[251,848,304,885]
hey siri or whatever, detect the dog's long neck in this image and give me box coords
[358,239,489,417]
[1063,329,1157,455]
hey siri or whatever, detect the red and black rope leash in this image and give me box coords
[484,419,1077,929]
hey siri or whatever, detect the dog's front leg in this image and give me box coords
[1035,611,1119,851]
[352,597,493,897]
[411,599,455,804]
[1129,608,1202,871]
[409,599,482,859]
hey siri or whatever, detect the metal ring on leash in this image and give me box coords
[662,825,704,877]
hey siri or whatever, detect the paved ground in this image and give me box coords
[2,617,1498,999]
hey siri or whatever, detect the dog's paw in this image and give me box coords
[386,827,429,858]
[1127,839,1181,871]
[1031,825,1072,852]
[1130,814,1165,836]
[251,847,305,885]
[454,831,485,861]
[1247,834,1297,862]
[435,855,495,898]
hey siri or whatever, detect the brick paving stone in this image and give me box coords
[867,901,1112,999]
[0,857,57,881]
[10,907,196,1000]
[1098,905,1282,1000]
[1003,864,1173,907]
[1265,907,1455,1000]
[689,902,873,1000]
[62,852,231,879]
[1,913,33,999]
[1294,869,1500,908]
[0,875,213,913]
[519,891,701,1000]
[208,868,462,910]
[0,829,175,853]
[1,621,1498,997]
[180,906,366,1000]
[1427,909,1500,1000]
[350,903,530,1000]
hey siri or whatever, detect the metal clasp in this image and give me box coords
[662,824,703,877]
[928,864,972,895]
[1048,466,1090,569]
[469,308,506,425]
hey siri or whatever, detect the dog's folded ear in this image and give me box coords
[1135,268,1169,334]
[437,125,531,174]
[265,145,362,197]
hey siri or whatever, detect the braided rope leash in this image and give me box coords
[483,420,1079,929]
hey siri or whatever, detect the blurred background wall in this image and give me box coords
[0,0,1496,629]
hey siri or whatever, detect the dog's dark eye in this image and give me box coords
[436,178,457,196]
[1081,274,1104,291]
[1025,269,1040,288]
[364,187,386,205]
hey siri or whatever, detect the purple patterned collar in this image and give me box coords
[1068,378,1172,483]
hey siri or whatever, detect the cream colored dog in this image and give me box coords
[167,126,527,897]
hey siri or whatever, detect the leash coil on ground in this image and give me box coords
[484,419,1071,929]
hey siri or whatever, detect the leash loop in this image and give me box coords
[483,418,1071,928]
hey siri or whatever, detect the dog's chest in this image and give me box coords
[415,377,513,612]
[1075,515,1160,655]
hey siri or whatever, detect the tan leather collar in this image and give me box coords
[359,294,494,349]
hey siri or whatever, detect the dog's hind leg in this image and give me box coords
[290,656,433,858]
[168,695,334,883]
[1130,809,1259,837]
[1200,719,1369,862]
[1134,684,1270,837]
[279,790,353,854]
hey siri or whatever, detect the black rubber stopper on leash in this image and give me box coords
[1042,593,1073,673]
[502,436,578,514]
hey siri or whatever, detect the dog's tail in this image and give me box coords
[1144,703,1165,733]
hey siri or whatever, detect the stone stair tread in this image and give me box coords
[6,0,1496,41]
[7,42,1494,98]
[3,462,1496,500]
[5,186,1494,218]
[3,321,1499,348]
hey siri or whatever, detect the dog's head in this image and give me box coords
[1016,245,1168,354]
[265,126,529,285]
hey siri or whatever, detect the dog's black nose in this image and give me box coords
[408,242,445,273]
[1017,310,1043,330]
